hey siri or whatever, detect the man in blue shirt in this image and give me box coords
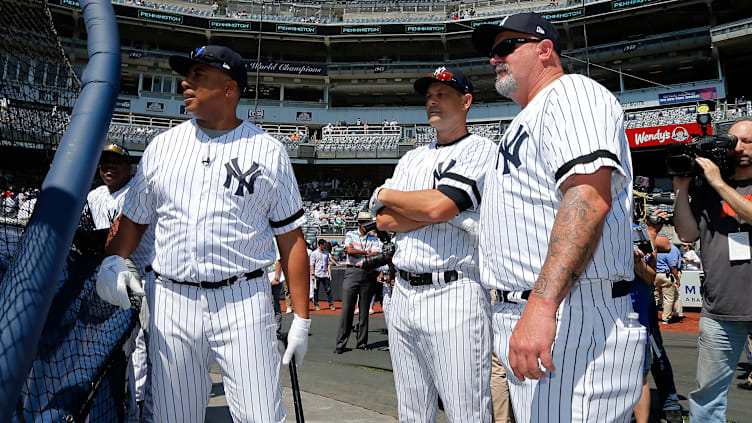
[630,237,656,423]
[655,234,684,324]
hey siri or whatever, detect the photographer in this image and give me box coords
[673,118,752,421]
[333,212,381,354]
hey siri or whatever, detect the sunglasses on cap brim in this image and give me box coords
[190,47,225,64]
[432,70,458,84]
[488,38,541,58]
[102,144,127,156]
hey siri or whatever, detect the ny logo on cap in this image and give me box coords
[433,66,448,78]
[224,158,262,196]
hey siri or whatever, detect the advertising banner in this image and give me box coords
[680,271,704,308]
[405,24,445,33]
[276,24,316,34]
[116,99,131,109]
[341,26,381,35]
[659,87,718,105]
[627,122,711,149]
[138,9,183,24]
[146,101,165,113]
[296,111,312,122]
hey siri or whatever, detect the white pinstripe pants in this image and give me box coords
[126,272,155,423]
[147,276,284,423]
[493,281,646,423]
[387,276,493,423]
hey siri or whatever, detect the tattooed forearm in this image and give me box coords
[532,185,608,304]
[105,215,121,248]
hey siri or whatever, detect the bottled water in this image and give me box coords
[625,312,641,328]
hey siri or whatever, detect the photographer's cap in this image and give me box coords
[169,45,247,91]
[472,12,562,57]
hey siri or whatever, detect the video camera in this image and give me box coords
[633,176,674,226]
[666,110,738,177]
[360,220,395,270]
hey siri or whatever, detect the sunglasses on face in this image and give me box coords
[488,38,541,58]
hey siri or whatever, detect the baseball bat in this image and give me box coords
[289,355,305,423]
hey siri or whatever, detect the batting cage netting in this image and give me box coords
[1,1,136,421]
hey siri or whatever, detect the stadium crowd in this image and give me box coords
[1,186,39,221]
[299,177,376,200]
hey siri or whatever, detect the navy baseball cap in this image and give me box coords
[169,45,247,91]
[472,12,562,57]
[414,65,473,96]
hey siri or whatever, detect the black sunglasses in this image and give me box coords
[488,38,541,58]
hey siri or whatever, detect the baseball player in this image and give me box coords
[87,143,155,422]
[370,65,497,422]
[472,13,644,422]
[94,45,311,422]
[473,13,646,422]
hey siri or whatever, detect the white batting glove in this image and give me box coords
[96,255,145,310]
[448,210,481,244]
[368,178,392,216]
[282,314,311,367]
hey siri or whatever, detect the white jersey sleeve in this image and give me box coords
[122,141,158,225]
[268,148,306,235]
[434,134,495,211]
[540,75,629,193]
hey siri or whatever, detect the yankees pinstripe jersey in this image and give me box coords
[16,198,36,220]
[87,182,156,271]
[390,134,497,275]
[479,74,634,291]
[121,119,306,283]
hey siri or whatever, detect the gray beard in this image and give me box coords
[495,74,518,98]
[494,64,518,98]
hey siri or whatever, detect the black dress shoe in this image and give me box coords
[738,381,752,391]
[356,345,371,351]
[333,347,347,354]
[663,409,683,423]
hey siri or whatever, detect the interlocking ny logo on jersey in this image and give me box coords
[433,159,456,187]
[223,158,261,196]
[497,125,528,174]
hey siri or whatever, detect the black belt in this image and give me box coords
[398,269,458,286]
[497,280,631,303]
[154,268,264,289]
